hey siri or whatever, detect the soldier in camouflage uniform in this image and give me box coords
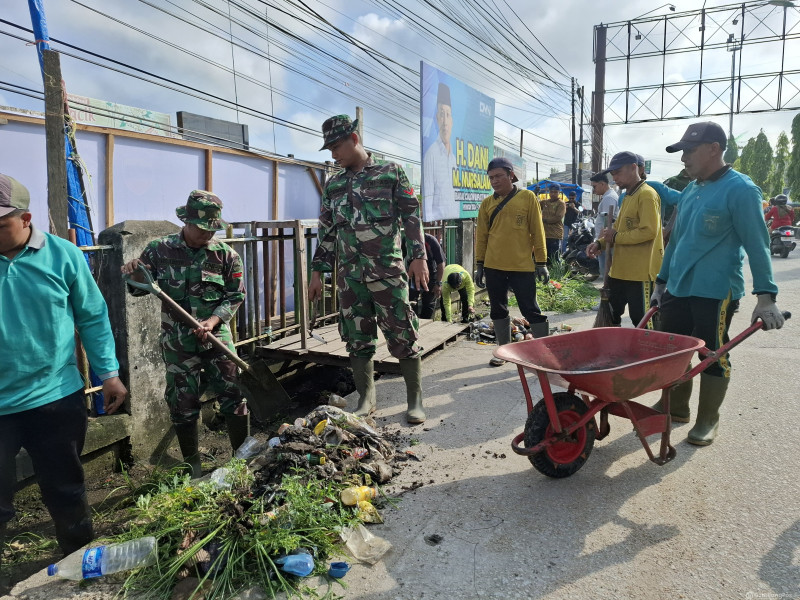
[308,115,430,424]
[121,191,247,477]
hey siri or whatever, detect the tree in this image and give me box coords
[738,130,772,191]
[739,136,756,177]
[723,135,739,164]
[768,131,790,197]
[786,113,800,197]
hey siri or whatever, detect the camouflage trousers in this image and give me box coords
[338,274,422,359]
[161,332,244,425]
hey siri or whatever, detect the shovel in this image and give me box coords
[123,264,290,421]
[308,300,327,344]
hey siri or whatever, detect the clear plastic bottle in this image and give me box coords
[340,485,377,506]
[47,536,158,580]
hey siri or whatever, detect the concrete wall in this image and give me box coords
[97,220,181,463]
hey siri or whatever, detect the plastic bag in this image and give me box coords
[274,552,314,577]
[340,523,391,564]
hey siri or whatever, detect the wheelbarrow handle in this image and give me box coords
[122,264,249,371]
[679,311,792,384]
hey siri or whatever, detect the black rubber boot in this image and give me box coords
[687,373,729,446]
[654,378,692,423]
[52,494,93,556]
[351,356,377,417]
[531,319,550,338]
[490,317,512,366]
[224,414,250,455]
[399,357,425,424]
[173,422,202,478]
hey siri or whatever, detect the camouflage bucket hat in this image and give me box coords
[175,190,228,231]
[320,114,359,151]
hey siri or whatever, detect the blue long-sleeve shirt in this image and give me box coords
[0,226,119,415]
[648,171,778,301]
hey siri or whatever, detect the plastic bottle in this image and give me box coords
[340,485,377,506]
[234,436,264,459]
[47,536,158,580]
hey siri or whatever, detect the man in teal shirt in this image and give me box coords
[0,175,127,561]
[649,123,784,446]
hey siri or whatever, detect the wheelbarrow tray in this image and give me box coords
[494,327,706,403]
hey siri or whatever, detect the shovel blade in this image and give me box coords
[238,360,291,422]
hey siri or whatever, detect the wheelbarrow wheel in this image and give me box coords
[523,392,595,478]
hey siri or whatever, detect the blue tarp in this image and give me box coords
[527,180,585,203]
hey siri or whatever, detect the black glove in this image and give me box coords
[475,262,485,288]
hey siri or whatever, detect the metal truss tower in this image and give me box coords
[591,1,800,173]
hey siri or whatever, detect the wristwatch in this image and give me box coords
[433,281,442,286]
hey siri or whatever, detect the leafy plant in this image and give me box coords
[116,460,363,600]
[509,257,598,314]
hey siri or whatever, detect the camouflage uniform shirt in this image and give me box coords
[311,155,426,281]
[131,232,245,347]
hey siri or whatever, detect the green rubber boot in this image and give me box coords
[351,356,377,417]
[399,357,425,424]
[173,422,202,478]
[490,317,511,366]
[687,373,729,446]
[654,379,692,423]
[225,414,250,455]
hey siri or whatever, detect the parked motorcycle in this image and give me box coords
[769,225,797,258]
[563,217,600,281]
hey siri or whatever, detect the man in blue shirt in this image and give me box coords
[649,123,785,446]
[0,175,127,560]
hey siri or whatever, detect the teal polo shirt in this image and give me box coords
[0,225,119,416]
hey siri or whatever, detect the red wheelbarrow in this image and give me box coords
[494,307,790,478]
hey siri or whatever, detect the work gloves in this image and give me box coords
[535,264,549,284]
[475,262,485,288]
[650,281,666,307]
[751,294,785,330]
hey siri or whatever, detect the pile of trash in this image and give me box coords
[49,405,412,599]
[468,317,539,343]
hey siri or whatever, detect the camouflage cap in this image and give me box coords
[320,114,359,151]
[175,190,228,231]
[0,174,30,218]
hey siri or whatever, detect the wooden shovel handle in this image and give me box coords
[123,265,249,371]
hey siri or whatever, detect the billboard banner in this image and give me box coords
[67,94,176,137]
[493,146,527,185]
[420,62,495,221]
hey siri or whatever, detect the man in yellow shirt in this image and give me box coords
[587,151,663,327]
[540,183,566,265]
[476,158,549,366]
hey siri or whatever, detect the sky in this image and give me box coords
[2,0,800,186]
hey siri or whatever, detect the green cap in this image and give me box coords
[175,190,228,231]
[0,174,30,218]
[320,114,359,151]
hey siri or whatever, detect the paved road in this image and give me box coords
[338,252,799,600]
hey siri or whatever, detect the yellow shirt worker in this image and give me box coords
[588,151,663,327]
[475,157,549,366]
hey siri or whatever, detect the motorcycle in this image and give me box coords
[563,217,600,281]
[769,225,797,258]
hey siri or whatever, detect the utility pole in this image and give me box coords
[578,86,585,187]
[571,77,577,184]
[591,26,607,174]
[519,129,523,157]
[43,49,68,239]
[356,106,364,144]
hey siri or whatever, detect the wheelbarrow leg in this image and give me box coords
[619,401,676,466]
